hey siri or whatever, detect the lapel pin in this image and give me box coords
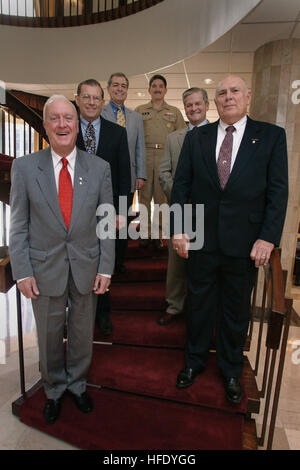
[251,138,259,144]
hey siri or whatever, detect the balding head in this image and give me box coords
[214,75,251,125]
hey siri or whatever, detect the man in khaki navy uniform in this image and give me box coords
[136,74,185,249]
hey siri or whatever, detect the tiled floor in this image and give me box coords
[0,286,299,450]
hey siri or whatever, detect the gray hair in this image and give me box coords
[43,94,77,121]
[182,87,209,104]
[215,75,249,98]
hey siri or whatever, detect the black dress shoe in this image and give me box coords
[176,366,202,388]
[43,398,62,424]
[158,312,182,326]
[223,377,243,404]
[71,391,93,413]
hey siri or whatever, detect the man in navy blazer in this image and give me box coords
[171,75,288,403]
[76,79,131,335]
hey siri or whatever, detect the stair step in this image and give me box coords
[110,282,167,311]
[94,310,186,348]
[113,258,167,283]
[88,344,259,415]
[126,239,168,259]
[15,384,245,450]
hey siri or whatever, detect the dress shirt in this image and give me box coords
[51,147,76,190]
[188,118,209,131]
[79,116,101,151]
[110,101,126,122]
[216,115,247,170]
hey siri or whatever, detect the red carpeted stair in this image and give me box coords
[15,238,258,450]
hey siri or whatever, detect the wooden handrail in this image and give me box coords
[254,248,292,450]
[4,91,48,142]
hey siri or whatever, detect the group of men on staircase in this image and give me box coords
[8,72,288,425]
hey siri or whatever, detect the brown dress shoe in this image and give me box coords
[158,312,180,325]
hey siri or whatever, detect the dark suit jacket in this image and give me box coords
[170,117,288,258]
[76,116,131,212]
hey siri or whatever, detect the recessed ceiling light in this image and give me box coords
[204,78,214,84]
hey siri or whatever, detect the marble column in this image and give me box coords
[250,38,300,297]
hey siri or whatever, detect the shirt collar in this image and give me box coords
[219,115,247,132]
[51,146,77,171]
[80,115,101,128]
[188,119,209,131]
[110,101,125,112]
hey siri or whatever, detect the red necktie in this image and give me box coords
[217,125,235,189]
[58,157,73,229]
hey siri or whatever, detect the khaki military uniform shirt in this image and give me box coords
[135,101,186,148]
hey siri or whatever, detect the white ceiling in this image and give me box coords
[6,0,300,122]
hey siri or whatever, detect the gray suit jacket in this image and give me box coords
[158,127,188,202]
[102,103,146,193]
[9,147,115,297]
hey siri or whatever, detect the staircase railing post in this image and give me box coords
[16,286,26,399]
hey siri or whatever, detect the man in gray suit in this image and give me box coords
[9,95,115,424]
[102,72,146,272]
[158,87,209,325]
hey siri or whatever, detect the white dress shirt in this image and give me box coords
[51,147,76,190]
[216,115,247,170]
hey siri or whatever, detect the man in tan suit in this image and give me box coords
[158,87,209,325]
[136,74,185,249]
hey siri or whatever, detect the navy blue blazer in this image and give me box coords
[76,116,131,212]
[170,117,288,257]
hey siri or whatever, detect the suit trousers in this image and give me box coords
[185,250,257,378]
[166,238,187,314]
[32,271,97,400]
[139,148,167,239]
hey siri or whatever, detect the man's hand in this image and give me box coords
[250,239,274,267]
[136,178,145,190]
[172,233,190,259]
[17,277,39,299]
[93,274,111,295]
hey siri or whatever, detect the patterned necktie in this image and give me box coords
[84,122,96,154]
[58,157,73,229]
[117,106,126,127]
[217,125,235,189]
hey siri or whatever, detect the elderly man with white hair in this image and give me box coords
[9,95,115,423]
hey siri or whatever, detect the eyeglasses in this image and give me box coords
[79,94,102,103]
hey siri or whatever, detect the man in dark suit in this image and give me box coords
[171,75,288,403]
[75,79,131,335]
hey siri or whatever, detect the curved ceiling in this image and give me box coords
[0,0,260,84]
